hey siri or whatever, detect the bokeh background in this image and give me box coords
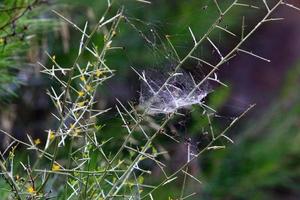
[1,0,300,199]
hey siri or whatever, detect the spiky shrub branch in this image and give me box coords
[0,0,299,199]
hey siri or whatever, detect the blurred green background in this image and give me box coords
[0,0,300,199]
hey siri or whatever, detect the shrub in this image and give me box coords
[0,0,299,199]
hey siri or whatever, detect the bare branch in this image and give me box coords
[207,37,223,60]
[237,48,271,62]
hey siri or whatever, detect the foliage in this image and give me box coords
[0,0,52,102]
[203,61,300,199]
[0,0,299,200]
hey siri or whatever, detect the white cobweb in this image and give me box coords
[137,67,212,115]
[124,14,213,115]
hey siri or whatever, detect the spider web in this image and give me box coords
[123,12,213,115]
[139,67,211,114]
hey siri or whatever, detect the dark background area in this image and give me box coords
[1,0,300,199]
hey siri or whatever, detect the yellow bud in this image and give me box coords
[95,69,103,77]
[34,138,41,145]
[78,91,84,97]
[27,186,35,194]
[80,76,86,82]
[52,163,60,171]
[86,84,92,92]
[73,128,81,136]
[70,123,75,130]
[49,130,55,140]
[77,101,85,107]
